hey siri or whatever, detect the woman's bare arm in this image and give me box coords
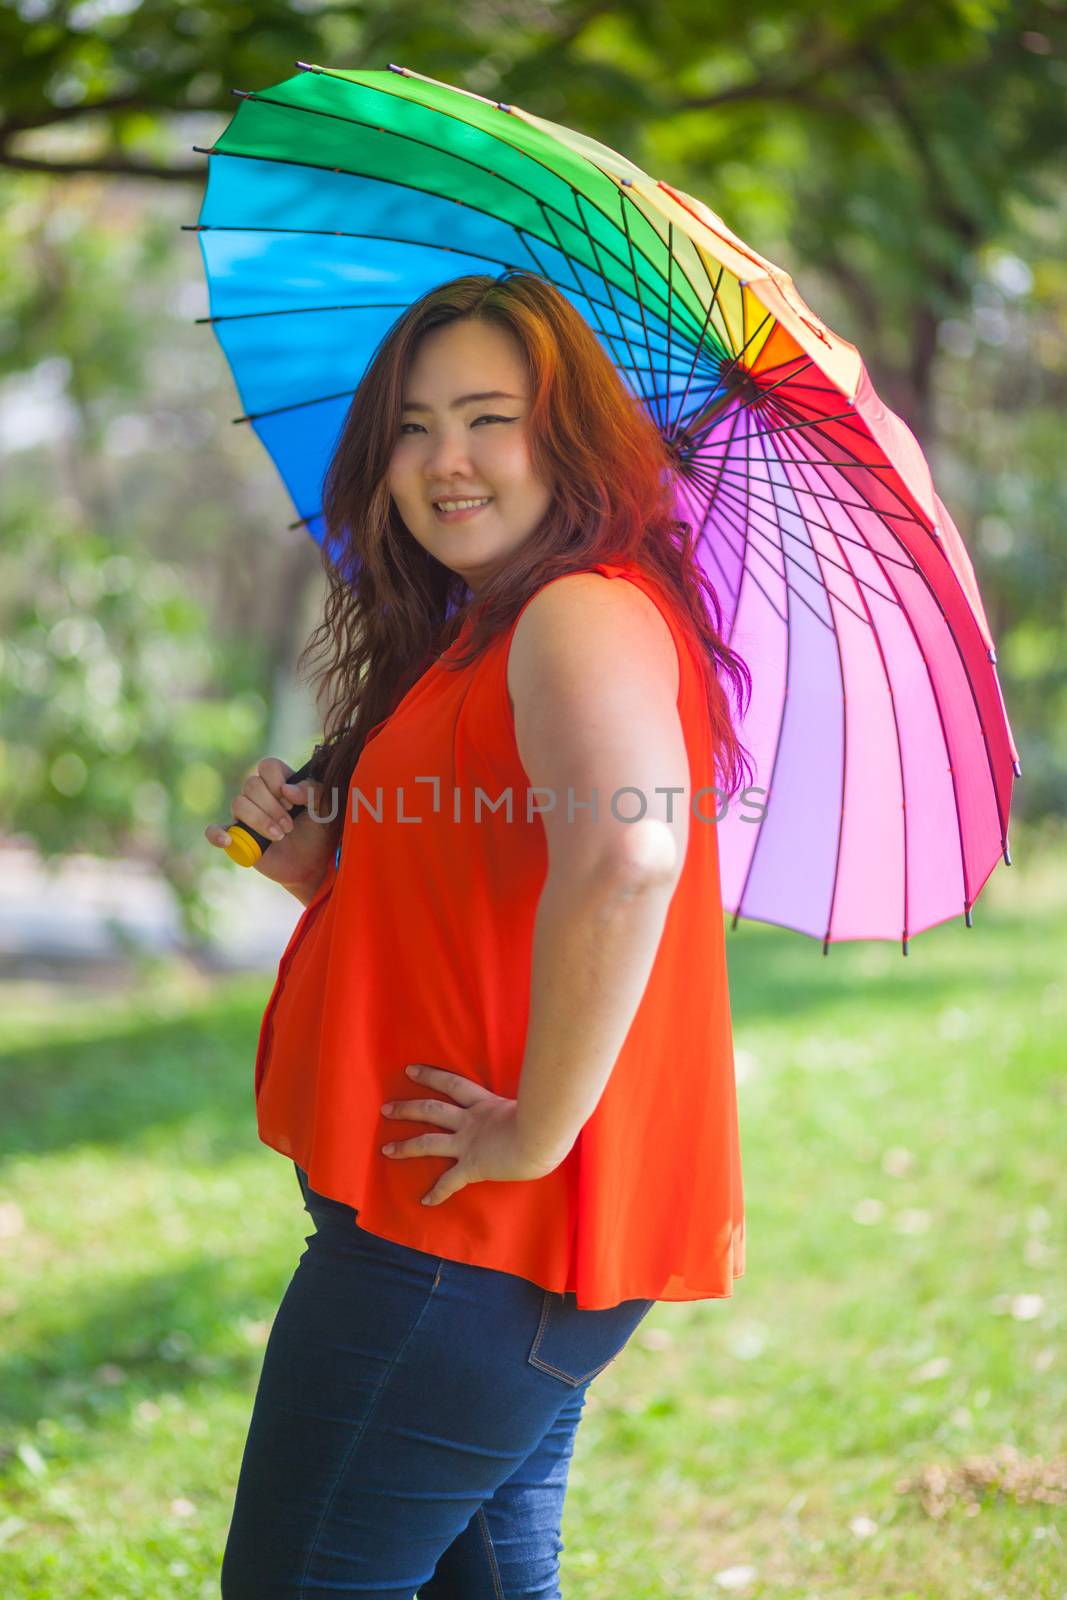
[505,574,690,1170]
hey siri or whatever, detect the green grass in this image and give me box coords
[1,823,1065,1598]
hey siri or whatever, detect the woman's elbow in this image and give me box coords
[610,816,687,889]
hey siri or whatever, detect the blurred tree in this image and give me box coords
[2,0,1065,438]
[0,178,324,943]
[0,498,269,939]
[933,187,1067,818]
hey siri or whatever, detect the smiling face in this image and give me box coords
[386,317,554,595]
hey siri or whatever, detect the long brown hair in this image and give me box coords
[299,271,753,861]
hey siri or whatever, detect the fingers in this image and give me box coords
[206,756,320,854]
[230,763,296,842]
[420,1176,462,1207]
[405,1064,482,1105]
[259,757,319,806]
[382,1097,463,1130]
[231,788,289,842]
[381,1132,457,1159]
[279,772,317,799]
[257,755,295,793]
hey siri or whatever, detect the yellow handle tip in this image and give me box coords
[225,830,262,868]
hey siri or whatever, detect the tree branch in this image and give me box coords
[0,150,206,181]
[0,91,190,138]
[674,26,879,117]
[857,43,982,259]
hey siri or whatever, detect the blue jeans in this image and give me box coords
[220,1163,655,1599]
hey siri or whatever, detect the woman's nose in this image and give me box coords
[424,430,474,475]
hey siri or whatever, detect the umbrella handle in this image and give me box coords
[221,752,321,869]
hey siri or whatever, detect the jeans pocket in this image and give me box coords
[526,1289,656,1388]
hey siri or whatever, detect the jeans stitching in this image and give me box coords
[298,1257,445,1597]
[528,1291,611,1388]
[476,1505,507,1600]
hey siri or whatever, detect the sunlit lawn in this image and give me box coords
[1,824,1064,1598]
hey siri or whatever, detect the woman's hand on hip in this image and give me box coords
[380,1064,561,1206]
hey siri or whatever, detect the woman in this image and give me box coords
[207,270,752,1598]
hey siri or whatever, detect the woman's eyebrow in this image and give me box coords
[400,390,522,413]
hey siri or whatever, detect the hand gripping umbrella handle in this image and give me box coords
[221,752,322,869]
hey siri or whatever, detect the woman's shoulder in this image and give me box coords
[507,561,682,712]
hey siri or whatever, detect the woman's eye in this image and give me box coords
[399,416,515,435]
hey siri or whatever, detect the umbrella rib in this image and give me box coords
[529,204,653,384]
[690,397,865,457]
[665,222,674,434]
[682,353,820,465]
[715,308,776,394]
[569,188,661,419]
[614,186,668,429]
[768,407,979,914]
[704,471,846,634]
[688,388,753,618]
[727,346,827,389]
[676,240,754,433]
[690,508,742,613]
[712,486,874,632]
[693,469,902,620]
[757,377,1017,864]
[678,476,741,613]
[192,242,689,362]
[705,499,788,627]
[753,412,853,953]
[748,419,880,949]
[199,300,412,324]
[188,217,686,350]
[347,67,714,343]
[754,356,819,402]
[233,385,364,423]
[218,85,696,337]
[712,354,819,437]
[668,263,727,437]
[757,376,856,399]
[613,180,719,347]
[680,393,768,450]
[686,457,925,548]
[229,358,694,432]
[686,451,913,589]
[689,380,749,546]
[678,401,750,615]
[687,237,733,331]
[527,204,674,408]
[756,388,921,528]
[729,406,794,932]
[758,376,1017,876]
[674,452,739,609]
[690,447,901,471]
[740,357,756,644]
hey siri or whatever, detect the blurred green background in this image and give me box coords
[0,3,1064,1596]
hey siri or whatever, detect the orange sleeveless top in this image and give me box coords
[253,559,745,1309]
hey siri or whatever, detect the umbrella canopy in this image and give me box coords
[191,62,1019,952]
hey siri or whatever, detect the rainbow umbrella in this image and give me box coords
[191,62,1020,953]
